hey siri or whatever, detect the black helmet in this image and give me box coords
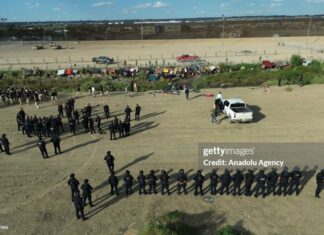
[70,173,75,178]
[84,179,89,183]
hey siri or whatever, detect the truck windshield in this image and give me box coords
[231,103,245,108]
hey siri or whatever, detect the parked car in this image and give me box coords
[176,54,200,62]
[261,60,276,69]
[302,58,312,66]
[223,98,253,123]
[92,56,114,64]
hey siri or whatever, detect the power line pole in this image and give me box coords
[222,14,225,48]
[307,14,312,44]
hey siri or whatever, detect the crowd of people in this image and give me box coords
[0,87,59,108]
[67,154,324,220]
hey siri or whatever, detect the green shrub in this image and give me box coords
[290,54,303,66]
[140,211,197,235]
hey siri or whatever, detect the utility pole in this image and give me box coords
[140,25,144,48]
[307,14,312,44]
[63,29,68,49]
[222,14,225,48]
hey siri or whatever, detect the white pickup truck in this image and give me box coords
[223,98,253,123]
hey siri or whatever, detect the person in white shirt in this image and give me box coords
[216,92,223,100]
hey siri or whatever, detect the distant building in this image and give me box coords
[164,24,181,33]
[141,25,155,35]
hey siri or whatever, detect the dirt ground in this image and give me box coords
[0,85,324,234]
[1,36,324,69]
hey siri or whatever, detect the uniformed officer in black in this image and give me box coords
[73,110,80,124]
[137,170,147,195]
[244,170,254,196]
[160,170,170,195]
[119,121,125,137]
[108,121,116,140]
[124,105,132,121]
[123,170,134,195]
[124,119,130,136]
[220,169,231,195]
[81,179,94,207]
[1,134,10,155]
[37,137,48,159]
[289,167,302,195]
[135,104,142,121]
[193,170,205,196]
[148,170,157,194]
[72,192,87,221]
[177,169,188,195]
[315,169,324,198]
[278,167,290,196]
[58,104,64,118]
[104,151,115,173]
[103,104,110,119]
[108,172,119,195]
[51,134,61,155]
[210,169,219,195]
[254,170,267,198]
[67,173,80,202]
[96,115,101,133]
[69,118,76,135]
[232,169,244,196]
[89,117,96,134]
[267,168,279,196]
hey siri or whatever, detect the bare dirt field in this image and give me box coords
[1,36,324,69]
[0,85,324,235]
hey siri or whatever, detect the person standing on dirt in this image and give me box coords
[211,108,217,123]
[103,105,110,119]
[254,170,267,198]
[68,173,80,202]
[124,170,134,195]
[51,134,61,155]
[104,151,115,173]
[184,86,189,100]
[125,105,132,121]
[160,170,170,195]
[1,134,10,155]
[138,170,147,195]
[58,104,64,118]
[96,115,102,133]
[81,179,94,207]
[108,172,119,196]
[267,168,279,196]
[232,169,244,196]
[220,169,231,195]
[210,169,219,195]
[37,136,48,159]
[89,117,96,134]
[148,170,158,194]
[244,170,254,196]
[108,121,116,140]
[315,169,324,198]
[177,169,188,195]
[278,167,290,196]
[289,167,302,196]
[193,170,205,196]
[135,104,142,121]
[72,192,87,221]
